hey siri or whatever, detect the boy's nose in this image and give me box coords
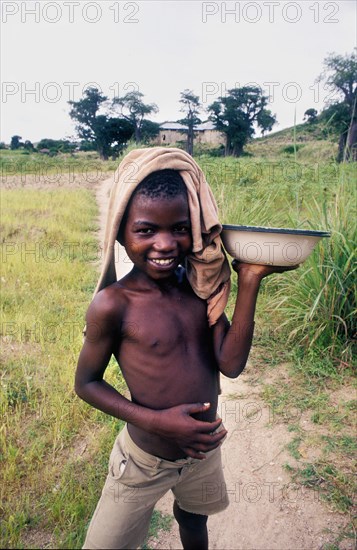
[153,232,176,252]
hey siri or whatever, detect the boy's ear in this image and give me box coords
[117,208,129,246]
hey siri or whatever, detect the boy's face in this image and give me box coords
[123,193,192,280]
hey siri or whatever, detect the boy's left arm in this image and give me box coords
[212,261,296,378]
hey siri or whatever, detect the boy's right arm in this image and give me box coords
[75,290,155,425]
[75,291,226,459]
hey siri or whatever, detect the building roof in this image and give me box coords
[159,121,217,131]
[195,121,216,131]
[160,122,187,131]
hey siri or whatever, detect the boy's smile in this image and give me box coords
[123,193,192,280]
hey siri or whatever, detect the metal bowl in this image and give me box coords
[221,224,330,266]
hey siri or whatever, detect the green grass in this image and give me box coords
[199,154,356,364]
[141,510,174,549]
[0,186,127,548]
[266,180,356,362]
[0,148,119,178]
[285,461,355,513]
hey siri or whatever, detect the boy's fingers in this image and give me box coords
[185,402,211,415]
[212,428,227,442]
[183,447,207,460]
[195,416,224,433]
[198,430,227,445]
[281,264,300,271]
[189,432,226,454]
[209,416,224,430]
[185,434,225,455]
[183,404,226,436]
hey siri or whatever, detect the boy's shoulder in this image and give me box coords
[87,281,129,325]
[87,265,195,320]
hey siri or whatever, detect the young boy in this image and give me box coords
[75,149,294,549]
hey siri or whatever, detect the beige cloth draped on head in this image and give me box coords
[95,147,231,326]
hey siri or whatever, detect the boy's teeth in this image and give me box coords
[151,258,173,265]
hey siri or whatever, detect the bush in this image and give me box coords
[281,144,304,155]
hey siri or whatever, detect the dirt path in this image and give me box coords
[95,177,351,550]
[149,371,350,549]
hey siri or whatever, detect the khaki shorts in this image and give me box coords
[83,424,229,549]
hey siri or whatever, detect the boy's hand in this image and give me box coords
[155,402,227,459]
[231,260,299,281]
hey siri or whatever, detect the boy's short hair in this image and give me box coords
[117,169,188,243]
[134,169,187,201]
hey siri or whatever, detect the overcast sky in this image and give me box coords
[1,0,356,143]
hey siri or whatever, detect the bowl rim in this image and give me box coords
[222,224,331,237]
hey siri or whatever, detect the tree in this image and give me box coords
[36,138,76,154]
[304,108,318,124]
[68,87,134,159]
[23,140,34,151]
[113,91,158,143]
[68,87,108,142]
[92,116,134,158]
[10,135,22,150]
[320,102,350,136]
[208,87,276,156]
[256,108,276,136]
[178,90,201,156]
[140,120,161,143]
[319,50,357,161]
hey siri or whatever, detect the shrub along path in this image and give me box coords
[94,176,354,550]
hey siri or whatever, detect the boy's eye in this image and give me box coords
[174,226,190,233]
[137,228,154,234]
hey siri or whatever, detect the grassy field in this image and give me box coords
[1,139,356,548]
[0,149,119,177]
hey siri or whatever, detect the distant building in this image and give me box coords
[153,121,226,147]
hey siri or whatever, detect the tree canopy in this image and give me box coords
[68,87,108,142]
[208,86,276,156]
[36,138,75,154]
[139,120,161,143]
[178,89,202,156]
[112,91,159,144]
[319,50,357,161]
[304,108,318,124]
[91,115,133,159]
[68,87,134,159]
[10,135,22,150]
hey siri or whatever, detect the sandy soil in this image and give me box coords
[95,177,353,550]
[147,372,351,549]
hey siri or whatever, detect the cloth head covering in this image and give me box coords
[95,147,231,326]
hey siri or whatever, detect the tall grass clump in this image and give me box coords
[0,187,126,548]
[267,165,356,364]
[198,155,355,365]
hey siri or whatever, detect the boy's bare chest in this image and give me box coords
[119,289,208,352]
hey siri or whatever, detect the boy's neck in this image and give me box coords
[128,265,185,292]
